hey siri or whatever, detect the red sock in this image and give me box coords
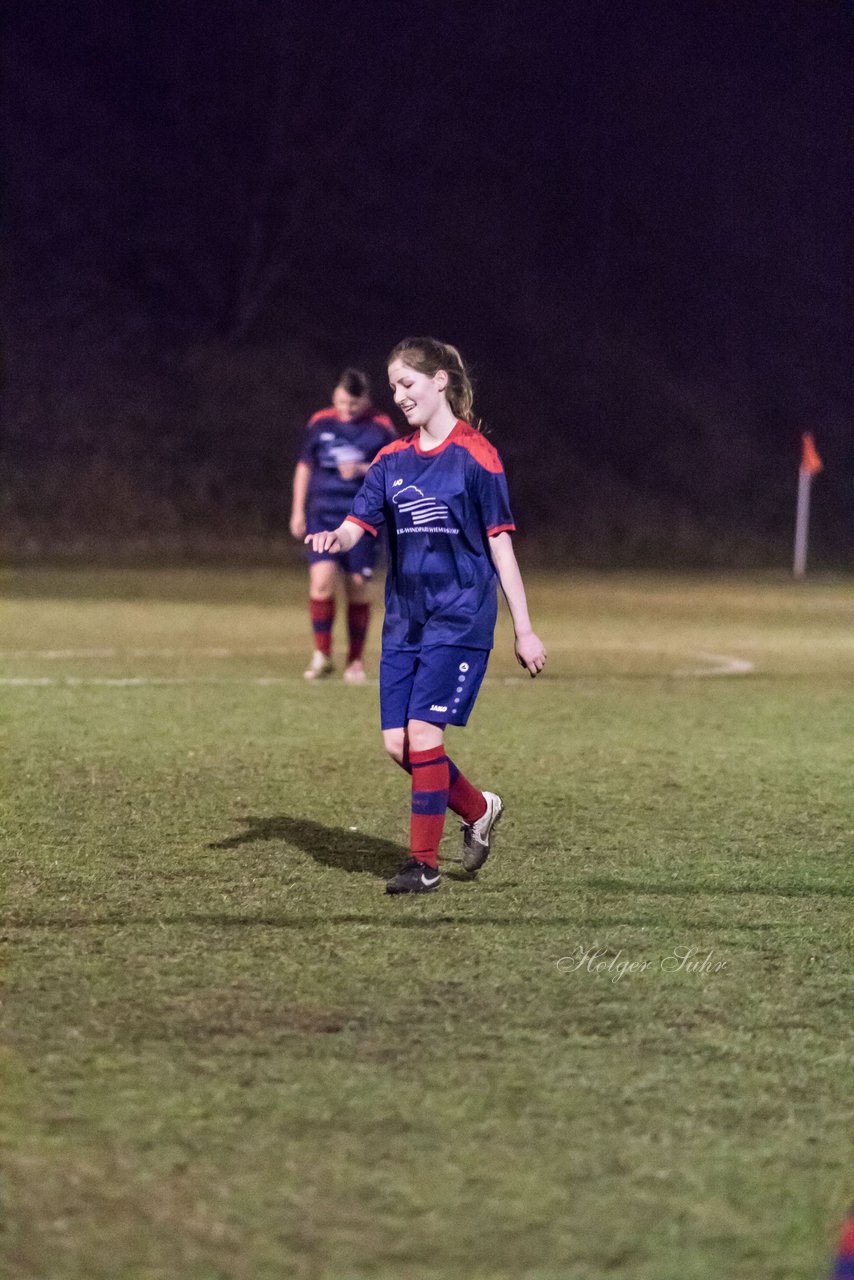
[309,598,334,655]
[346,602,370,663]
[409,746,449,869]
[395,750,487,825]
[447,760,488,824]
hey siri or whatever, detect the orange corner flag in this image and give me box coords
[800,433,823,475]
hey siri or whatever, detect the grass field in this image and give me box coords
[1,566,852,1280]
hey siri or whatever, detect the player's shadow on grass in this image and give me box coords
[209,814,407,880]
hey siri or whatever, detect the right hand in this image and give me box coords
[289,512,306,539]
[305,529,344,554]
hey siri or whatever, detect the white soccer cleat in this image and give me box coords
[303,651,334,680]
[343,660,367,684]
[461,791,503,873]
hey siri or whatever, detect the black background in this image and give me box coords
[4,1,851,563]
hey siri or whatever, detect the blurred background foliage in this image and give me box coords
[3,1,851,565]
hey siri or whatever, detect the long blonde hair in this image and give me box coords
[388,336,479,429]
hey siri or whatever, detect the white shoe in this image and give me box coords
[343,660,367,684]
[461,791,503,872]
[303,651,334,680]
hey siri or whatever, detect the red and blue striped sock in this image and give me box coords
[396,747,483,829]
[447,759,488,824]
[409,746,449,869]
[397,749,486,825]
[346,602,370,663]
[309,598,334,655]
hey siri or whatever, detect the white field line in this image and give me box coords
[672,651,755,677]
[0,646,293,659]
[0,676,294,686]
[0,648,754,686]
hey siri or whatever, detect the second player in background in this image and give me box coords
[290,368,396,682]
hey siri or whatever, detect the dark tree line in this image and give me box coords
[3,1,851,564]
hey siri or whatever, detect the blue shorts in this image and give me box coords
[305,526,379,577]
[306,540,377,576]
[379,646,490,730]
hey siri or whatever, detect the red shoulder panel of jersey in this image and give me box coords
[307,406,338,426]
[453,422,505,474]
[368,433,417,467]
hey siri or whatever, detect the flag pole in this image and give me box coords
[793,433,822,578]
[793,470,812,578]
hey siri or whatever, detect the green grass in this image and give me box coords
[1,567,852,1279]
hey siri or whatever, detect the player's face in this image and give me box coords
[388,359,447,428]
[333,387,370,421]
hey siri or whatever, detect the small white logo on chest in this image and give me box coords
[393,478,403,487]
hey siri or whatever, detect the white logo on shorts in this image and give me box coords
[430,704,448,712]
[459,662,470,672]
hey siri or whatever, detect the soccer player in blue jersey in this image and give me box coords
[305,337,546,894]
[290,369,396,682]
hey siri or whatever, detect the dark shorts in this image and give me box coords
[305,510,379,576]
[305,537,378,577]
[379,646,491,730]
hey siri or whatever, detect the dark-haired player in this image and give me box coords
[306,338,546,892]
[290,369,396,682]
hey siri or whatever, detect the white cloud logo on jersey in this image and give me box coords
[392,484,456,533]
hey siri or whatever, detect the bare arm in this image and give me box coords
[304,518,366,556]
[488,531,547,677]
[290,462,311,539]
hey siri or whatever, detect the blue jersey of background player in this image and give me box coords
[305,337,547,895]
[290,368,395,683]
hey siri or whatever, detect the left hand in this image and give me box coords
[515,630,547,677]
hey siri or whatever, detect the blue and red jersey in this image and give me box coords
[347,419,516,651]
[300,407,396,530]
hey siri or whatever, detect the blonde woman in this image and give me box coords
[306,338,546,894]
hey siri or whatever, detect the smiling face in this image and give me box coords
[388,358,449,430]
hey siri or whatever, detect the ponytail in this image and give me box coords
[387,337,480,430]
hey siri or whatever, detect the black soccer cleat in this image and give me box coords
[461,791,504,873]
[385,857,441,895]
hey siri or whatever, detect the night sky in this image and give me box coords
[4,1,852,563]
